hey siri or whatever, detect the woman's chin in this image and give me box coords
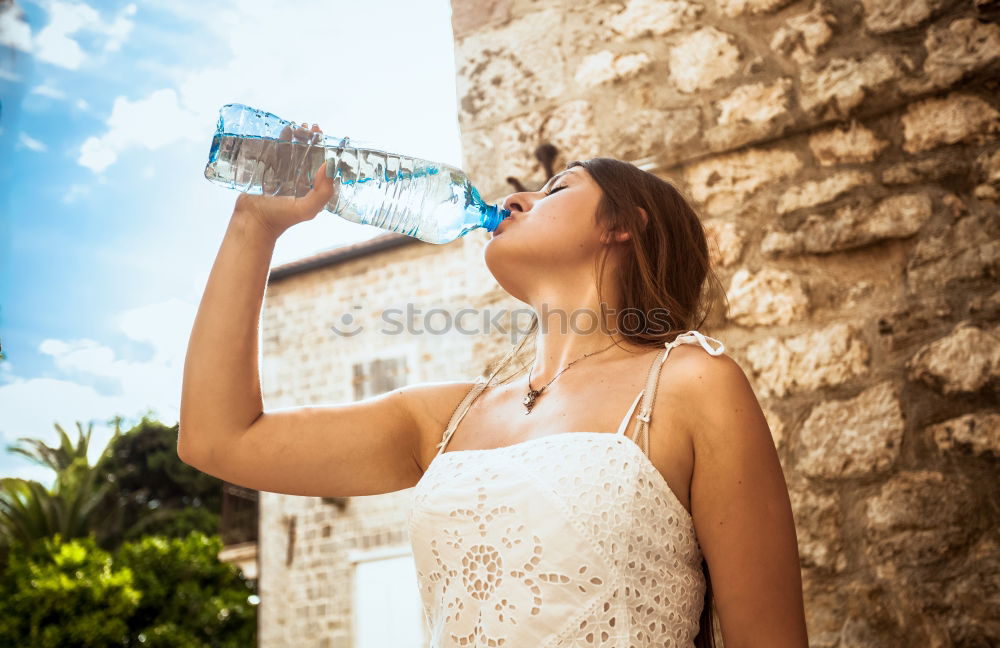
[484,240,522,283]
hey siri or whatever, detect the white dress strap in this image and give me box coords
[615,390,645,436]
[435,377,488,456]
[626,330,726,455]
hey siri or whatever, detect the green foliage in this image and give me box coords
[0,422,120,554]
[0,531,256,648]
[114,531,256,648]
[0,416,226,556]
[0,534,141,647]
[95,416,222,551]
[0,417,256,645]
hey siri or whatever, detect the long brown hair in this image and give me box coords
[484,157,728,646]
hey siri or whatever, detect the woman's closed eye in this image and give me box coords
[545,184,567,197]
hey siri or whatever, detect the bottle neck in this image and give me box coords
[482,203,511,231]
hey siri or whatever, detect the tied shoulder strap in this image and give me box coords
[627,330,726,456]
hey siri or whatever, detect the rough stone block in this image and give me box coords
[923,17,1000,89]
[454,9,568,128]
[703,218,745,268]
[611,104,703,162]
[705,78,794,148]
[800,54,901,120]
[927,410,1000,458]
[808,122,889,166]
[668,26,743,94]
[574,50,652,87]
[860,0,951,34]
[906,209,1000,292]
[864,470,976,576]
[906,321,1000,395]
[901,92,1000,154]
[606,0,704,40]
[775,170,873,215]
[762,193,933,257]
[744,322,871,398]
[683,146,802,217]
[789,486,847,572]
[769,4,836,65]
[726,267,811,327]
[798,381,905,479]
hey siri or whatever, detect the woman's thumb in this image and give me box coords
[301,160,336,213]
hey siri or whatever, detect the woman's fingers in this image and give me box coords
[297,160,336,215]
[291,122,314,143]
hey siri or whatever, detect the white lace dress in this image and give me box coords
[407,331,726,647]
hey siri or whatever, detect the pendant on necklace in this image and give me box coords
[522,389,542,414]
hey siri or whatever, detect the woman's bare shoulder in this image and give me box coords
[397,380,483,468]
[660,345,762,439]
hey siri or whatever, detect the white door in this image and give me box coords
[352,548,427,648]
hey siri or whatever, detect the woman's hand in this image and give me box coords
[233,122,337,239]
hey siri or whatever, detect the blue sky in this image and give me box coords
[0,0,463,484]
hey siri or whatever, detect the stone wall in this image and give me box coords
[450,0,999,644]
[257,0,1000,645]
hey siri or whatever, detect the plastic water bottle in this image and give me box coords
[204,104,511,244]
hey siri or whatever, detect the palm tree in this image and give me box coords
[0,420,122,555]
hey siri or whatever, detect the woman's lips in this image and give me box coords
[492,216,513,236]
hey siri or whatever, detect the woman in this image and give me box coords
[179,124,809,647]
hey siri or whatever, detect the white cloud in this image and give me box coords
[30,83,66,99]
[0,2,32,52]
[103,3,136,53]
[78,88,202,172]
[0,359,14,385]
[62,183,91,203]
[17,133,47,152]
[32,1,96,69]
[0,297,195,471]
[77,136,116,172]
[4,1,137,70]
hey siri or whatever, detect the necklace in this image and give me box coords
[522,340,619,414]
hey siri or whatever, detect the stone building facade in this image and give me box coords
[252,0,1000,646]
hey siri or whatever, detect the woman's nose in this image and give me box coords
[502,192,535,213]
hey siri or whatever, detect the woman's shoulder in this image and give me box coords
[659,337,744,397]
[656,341,763,443]
[397,380,484,467]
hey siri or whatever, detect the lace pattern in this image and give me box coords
[407,331,725,647]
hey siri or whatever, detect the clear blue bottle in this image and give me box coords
[204,104,510,244]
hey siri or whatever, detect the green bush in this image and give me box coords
[0,534,140,647]
[0,531,256,647]
[114,531,256,648]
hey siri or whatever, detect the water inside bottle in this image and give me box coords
[206,133,503,243]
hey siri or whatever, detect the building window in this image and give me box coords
[350,546,428,648]
[221,482,259,545]
[351,350,413,401]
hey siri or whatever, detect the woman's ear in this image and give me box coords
[637,206,648,228]
[602,228,633,244]
[603,206,647,243]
